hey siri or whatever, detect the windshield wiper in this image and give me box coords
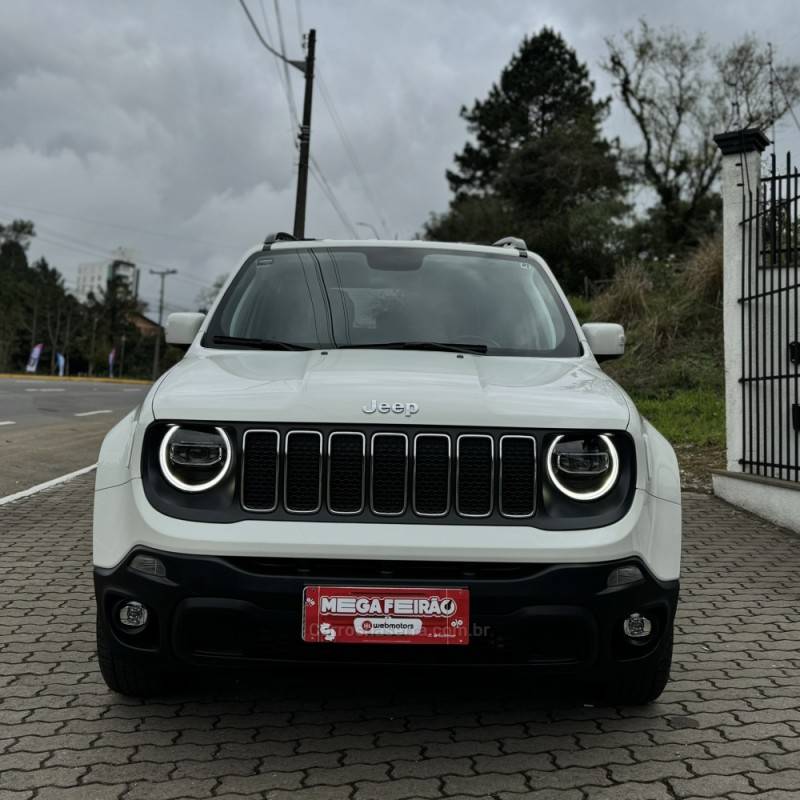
[340,341,488,354]
[212,335,311,351]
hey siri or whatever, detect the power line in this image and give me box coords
[317,69,389,236]
[241,2,358,238]
[258,0,297,147]
[309,160,358,237]
[772,66,800,137]
[0,200,239,249]
[273,0,300,128]
[237,0,302,70]
[295,0,304,48]
[2,216,212,293]
[34,226,209,288]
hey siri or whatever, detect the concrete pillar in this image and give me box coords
[713,129,769,472]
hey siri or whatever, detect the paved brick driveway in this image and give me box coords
[1,476,800,800]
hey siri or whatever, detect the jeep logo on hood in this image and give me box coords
[362,400,419,417]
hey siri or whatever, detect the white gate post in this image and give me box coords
[713,129,769,473]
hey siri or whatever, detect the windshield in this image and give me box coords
[204,246,581,357]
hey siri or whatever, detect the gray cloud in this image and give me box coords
[0,0,797,314]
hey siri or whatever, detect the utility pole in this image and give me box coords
[293,29,316,239]
[769,42,776,158]
[236,3,316,238]
[150,268,177,380]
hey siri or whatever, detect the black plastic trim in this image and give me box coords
[140,421,637,530]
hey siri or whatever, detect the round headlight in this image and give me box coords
[546,434,619,501]
[158,425,232,492]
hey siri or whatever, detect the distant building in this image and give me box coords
[128,311,161,337]
[75,256,139,303]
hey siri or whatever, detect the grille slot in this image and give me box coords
[370,433,408,515]
[327,432,365,514]
[413,434,451,516]
[456,435,494,517]
[284,431,322,513]
[241,430,279,512]
[499,435,536,518]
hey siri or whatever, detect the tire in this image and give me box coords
[604,621,674,706]
[96,613,174,697]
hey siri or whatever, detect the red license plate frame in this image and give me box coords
[302,585,470,645]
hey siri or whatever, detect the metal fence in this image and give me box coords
[740,152,800,481]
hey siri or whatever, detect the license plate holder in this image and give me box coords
[302,585,469,645]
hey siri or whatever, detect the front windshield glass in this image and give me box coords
[204,246,581,358]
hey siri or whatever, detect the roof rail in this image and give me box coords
[492,236,528,256]
[262,231,296,250]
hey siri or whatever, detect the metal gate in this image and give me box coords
[740,153,800,481]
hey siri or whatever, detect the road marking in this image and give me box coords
[25,388,65,393]
[0,464,96,507]
[74,409,112,417]
[123,388,143,392]
[0,421,15,426]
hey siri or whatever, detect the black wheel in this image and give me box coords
[96,612,174,697]
[604,621,674,706]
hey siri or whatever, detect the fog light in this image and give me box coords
[623,612,652,639]
[130,554,167,578]
[607,565,643,587]
[118,601,148,630]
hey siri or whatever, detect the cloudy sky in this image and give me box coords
[1,0,798,316]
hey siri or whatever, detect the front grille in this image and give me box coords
[499,436,537,517]
[371,433,408,515]
[284,431,322,512]
[241,430,279,511]
[413,434,451,516]
[241,427,538,521]
[456,435,494,517]
[327,432,365,514]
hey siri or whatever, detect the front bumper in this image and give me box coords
[95,549,679,673]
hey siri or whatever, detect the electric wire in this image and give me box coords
[246,0,359,238]
[0,201,238,249]
[272,0,300,128]
[772,66,800,136]
[1,217,211,303]
[317,69,389,236]
[237,0,298,67]
[295,0,304,48]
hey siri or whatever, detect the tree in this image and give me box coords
[196,274,229,312]
[603,22,800,251]
[447,28,611,196]
[427,28,626,291]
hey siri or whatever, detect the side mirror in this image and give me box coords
[165,312,205,346]
[582,322,625,362]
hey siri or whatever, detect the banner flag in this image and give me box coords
[25,344,44,373]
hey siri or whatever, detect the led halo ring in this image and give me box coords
[158,425,232,493]
[546,433,619,502]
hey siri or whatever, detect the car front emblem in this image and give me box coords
[362,400,419,417]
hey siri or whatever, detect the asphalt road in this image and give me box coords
[0,377,149,497]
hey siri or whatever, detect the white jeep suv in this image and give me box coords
[93,236,681,703]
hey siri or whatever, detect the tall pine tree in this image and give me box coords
[427,29,626,291]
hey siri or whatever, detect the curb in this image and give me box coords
[0,373,150,385]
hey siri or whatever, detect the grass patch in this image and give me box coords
[632,388,725,448]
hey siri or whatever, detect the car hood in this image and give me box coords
[151,350,631,430]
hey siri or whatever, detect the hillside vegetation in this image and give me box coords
[574,237,725,490]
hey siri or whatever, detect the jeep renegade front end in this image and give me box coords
[93,238,681,704]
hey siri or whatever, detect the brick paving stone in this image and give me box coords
[1,476,800,799]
